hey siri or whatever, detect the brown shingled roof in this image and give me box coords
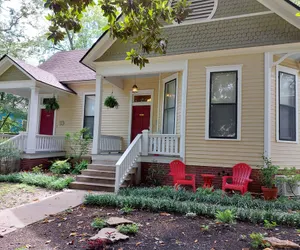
[39,50,96,83]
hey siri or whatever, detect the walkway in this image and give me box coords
[0,189,89,236]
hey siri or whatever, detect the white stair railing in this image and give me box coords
[115,134,142,193]
[100,135,122,153]
[148,134,180,156]
[36,134,65,152]
[0,134,15,142]
[0,133,27,152]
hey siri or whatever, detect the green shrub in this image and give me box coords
[250,232,270,249]
[84,194,300,226]
[200,224,210,232]
[117,224,139,235]
[91,217,106,229]
[263,220,277,229]
[260,156,280,188]
[145,163,168,186]
[72,160,88,175]
[118,187,300,212]
[215,209,236,224]
[50,159,71,175]
[120,205,134,214]
[65,129,91,159]
[0,172,74,190]
[31,165,43,174]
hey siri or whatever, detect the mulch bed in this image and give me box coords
[1,205,299,250]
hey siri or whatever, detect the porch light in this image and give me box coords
[132,84,138,93]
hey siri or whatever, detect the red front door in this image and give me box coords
[39,109,54,135]
[131,106,151,141]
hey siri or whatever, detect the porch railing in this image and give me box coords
[100,135,122,153]
[115,134,142,193]
[148,134,180,156]
[0,134,15,142]
[0,133,27,152]
[36,134,65,152]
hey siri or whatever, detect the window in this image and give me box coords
[163,78,177,134]
[83,94,95,137]
[278,69,297,142]
[206,65,242,140]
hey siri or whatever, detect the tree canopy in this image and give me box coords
[45,0,191,68]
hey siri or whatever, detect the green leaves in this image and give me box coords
[45,0,191,68]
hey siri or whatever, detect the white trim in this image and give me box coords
[0,80,35,89]
[163,11,273,28]
[128,89,154,143]
[276,65,299,143]
[180,61,188,161]
[161,73,179,134]
[157,73,162,132]
[82,92,96,131]
[264,52,272,159]
[272,52,300,67]
[205,65,243,141]
[208,0,219,19]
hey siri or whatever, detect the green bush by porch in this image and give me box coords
[0,172,74,190]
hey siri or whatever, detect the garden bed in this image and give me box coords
[0,205,299,250]
[0,183,58,210]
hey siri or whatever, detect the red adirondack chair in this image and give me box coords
[169,160,196,192]
[222,163,253,195]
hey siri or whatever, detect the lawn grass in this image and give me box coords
[0,172,74,190]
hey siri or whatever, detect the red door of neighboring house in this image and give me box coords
[39,109,54,135]
[131,105,151,141]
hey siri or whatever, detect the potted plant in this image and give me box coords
[104,95,119,109]
[44,97,60,111]
[260,156,280,200]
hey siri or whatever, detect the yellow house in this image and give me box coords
[1,0,300,192]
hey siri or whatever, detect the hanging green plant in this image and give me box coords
[44,97,60,112]
[104,95,119,109]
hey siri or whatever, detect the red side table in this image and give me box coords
[201,174,216,188]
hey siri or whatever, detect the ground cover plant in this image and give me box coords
[0,172,74,190]
[117,223,139,235]
[85,187,300,226]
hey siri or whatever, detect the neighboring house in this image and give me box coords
[1,0,300,192]
[0,113,26,133]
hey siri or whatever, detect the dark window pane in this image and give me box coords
[163,108,175,134]
[210,104,237,138]
[279,71,296,141]
[83,117,94,138]
[209,71,238,139]
[163,79,177,134]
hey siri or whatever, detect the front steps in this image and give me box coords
[70,155,134,192]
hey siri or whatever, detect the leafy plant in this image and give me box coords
[0,144,21,174]
[104,95,119,109]
[196,187,214,195]
[32,164,43,174]
[87,238,109,250]
[50,159,71,175]
[250,232,270,249]
[260,156,280,188]
[65,128,91,160]
[264,219,277,229]
[72,160,88,175]
[276,167,300,196]
[120,205,134,215]
[185,212,197,218]
[44,97,60,111]
[215,209,236,224]
[91,217,106,229]
[117,224,139,235]
[200,224,210,232]
[146,162,168,186]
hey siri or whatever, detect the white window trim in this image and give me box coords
[205,65,242,141]
[276,65,299,144]
[128,89,154,144]
[161,73,179,134]
[82,92,96,132]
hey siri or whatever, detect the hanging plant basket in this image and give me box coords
[104,95,119,109]
[44,97,60,112]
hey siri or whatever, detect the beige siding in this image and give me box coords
[0,65,30,81]
[271,58,300,168]
[186,54,265,168]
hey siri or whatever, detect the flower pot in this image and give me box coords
[261,186,278,200]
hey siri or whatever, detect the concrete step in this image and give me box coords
[81,169,116,178]
[87,164,116,171]
[92,154,122,165]
[70,181,116,192]
[75,175,130,185]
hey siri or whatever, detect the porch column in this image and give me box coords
[26,87,40,154]
[180,61,188,161]
[92,74,103,155]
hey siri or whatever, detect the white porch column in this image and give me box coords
[180,60,188,161]
[26,87,40,154]
[92,74,103,155]
[141,130,149,156]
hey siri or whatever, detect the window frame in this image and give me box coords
[276,65,298,143]
[82,93,96,138]
[205,65,242,141]
[162,73,178,134]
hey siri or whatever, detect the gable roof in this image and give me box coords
[39,50,96,83]
[0,55,74,93]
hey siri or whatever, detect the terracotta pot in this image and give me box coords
[261,186,278,200]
